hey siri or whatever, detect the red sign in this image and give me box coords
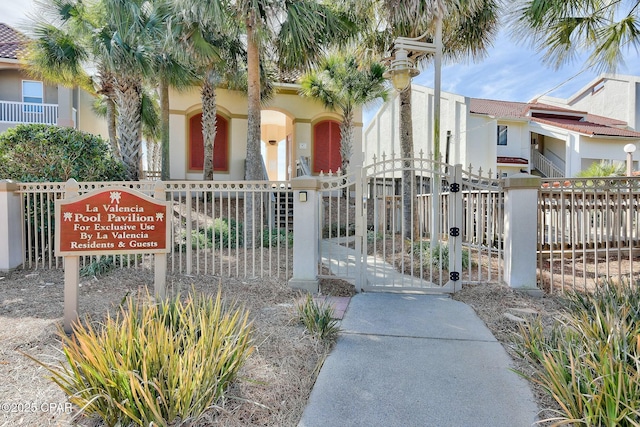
[55,188,170,256]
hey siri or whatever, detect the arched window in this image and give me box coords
[313,120,341,173]
[189,113,229,172]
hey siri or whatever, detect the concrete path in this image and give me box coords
[320,239,438,290]
[298,293,540,427]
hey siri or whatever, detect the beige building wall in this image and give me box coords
[168,84,362,180]
[0,70,57,104]
[75,90,109,139]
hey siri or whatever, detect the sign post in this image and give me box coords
[55,179,170,333]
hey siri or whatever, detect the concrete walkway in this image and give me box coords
[298,293,540,427]
[320,239,439,290]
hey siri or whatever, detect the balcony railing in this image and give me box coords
[0,100,59,125]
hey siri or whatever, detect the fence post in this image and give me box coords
[503,173,542,292]
[288,176,319,293]
[0,180,23,272]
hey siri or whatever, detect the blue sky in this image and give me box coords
[412,30,640,103]
[3,1,638,106]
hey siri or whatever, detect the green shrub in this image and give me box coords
[80,255,141,277]
[177,218,243,250]
[366,230,384,243]
[262,228,293,248]
[80,256,115,277]
[29,290,253,426]
[322,223,355,238]
[409,241,470,270]
[297,294,340,341]
[0,124,125,182]
[514,282,640,426]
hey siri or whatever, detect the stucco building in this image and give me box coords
[364,75,640,178]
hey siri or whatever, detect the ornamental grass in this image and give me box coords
[297,293,340,341]
[31,289,253,427]
[514,282,640,426]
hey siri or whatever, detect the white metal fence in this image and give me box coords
[538,177,640,292]
[316,158,504,291]
[15,173,640,294]
[17,180,293,279]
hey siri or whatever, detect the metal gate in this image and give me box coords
[318,154,466,293]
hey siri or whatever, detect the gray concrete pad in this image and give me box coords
[298,293,540,427]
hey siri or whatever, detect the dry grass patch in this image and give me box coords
[0,267,337,426]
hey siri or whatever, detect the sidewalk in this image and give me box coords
[298,293,540,427]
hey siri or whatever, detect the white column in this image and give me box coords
[0,180,23,272]
[503,173,541,291]
[63,179,80,334]
[57,85,75,128]
[288,176,319,292]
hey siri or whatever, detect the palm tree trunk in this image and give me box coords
[245,16,262,181]
[339,111,353,174]
[98,70,119,160]
[399,88,416,239]
[202,70,219,180]
[245,12,263,248]
[114,75,143,181]
[105,97,119,160]
[160,78,170,181]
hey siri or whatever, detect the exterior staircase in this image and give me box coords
[530,149,564,178]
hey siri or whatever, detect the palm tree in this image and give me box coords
[149,4,200,181]
[173,3,246,180]
[96,0,171,180]
[230,0,355,180]
[508,0,640,72]
[26,0,176,180]
[299,54,389,174]
[343,0,499,238]
[577,160,625,177]
[23,2,126,158]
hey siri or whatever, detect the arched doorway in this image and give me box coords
[261,110,293,180]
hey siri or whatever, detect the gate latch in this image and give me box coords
[449,227,460,237]
[450,183,460,192]
[450,271,460,281]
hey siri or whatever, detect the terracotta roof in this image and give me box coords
[584,113,627,127]
[469,99,584,118]
[469,98,529,118]
[532,117,640,138]
[497,157,528,165]
[0,23,26,60]
[469,97,640,138]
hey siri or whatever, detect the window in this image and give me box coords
[22,81,43,113]
[189,113,229,172]
[497,125,508,146]
[313,120,341,173]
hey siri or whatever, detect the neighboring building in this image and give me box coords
[539,73,640,132]
[0,23,106,137]
[365,77,640,178]
[168,84,361,181]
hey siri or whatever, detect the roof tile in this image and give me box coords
[0,23,26,60]
[532,117,640,138]
[469,97,640,138]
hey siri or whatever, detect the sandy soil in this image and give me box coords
[1,266,562,426]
